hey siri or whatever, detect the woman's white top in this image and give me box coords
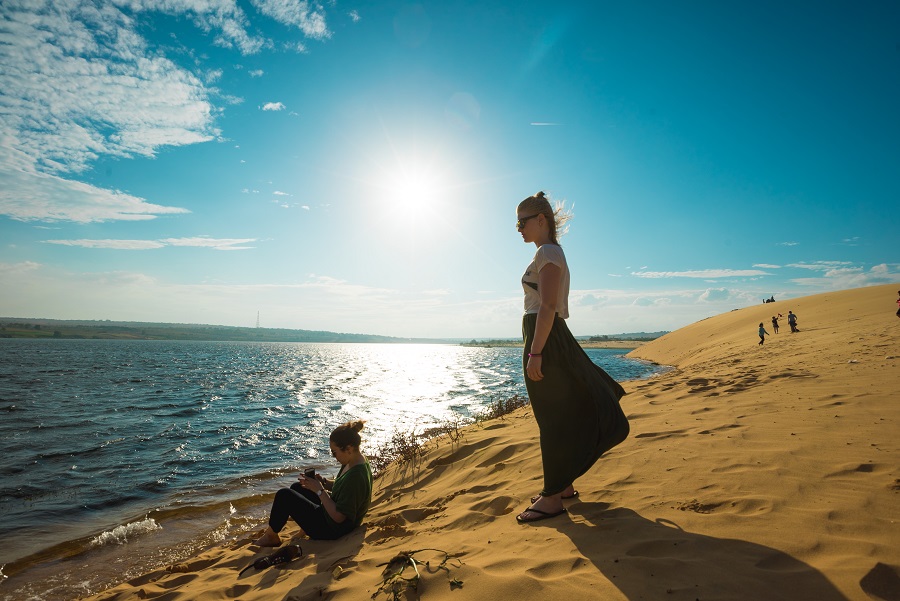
[521,243,570,319]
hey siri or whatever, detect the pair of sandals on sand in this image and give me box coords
[516,490,579,524]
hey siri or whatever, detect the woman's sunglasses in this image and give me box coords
[516,214,540,230]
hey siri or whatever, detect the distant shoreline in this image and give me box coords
[0,318,661,346]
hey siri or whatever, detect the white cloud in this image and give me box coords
[753,264,781,269]
[698,287,731,302]
[632,269,770,279]
[44,237,256,251]
[45,239,166,250]
[349,10,361,23]
[630,296,657,307]
[251,0,330,40]
[249,69,265,77]
[0,2,217,222]
[162,237,256,250]
[0,144,190,222]
[777,241,799,246]
[273,190,290,196]
[790,263,899,289]
[1,4,221,174]
[0,0,336,223]
[262,102,286,111]
[787,261,853,271]
[574,292,607,306]
[0,261,42,275]
[3,262,849,338]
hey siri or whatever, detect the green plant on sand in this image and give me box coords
[472,393,529,423]
[368,428,424,475]
[368,394,529,476]
[372,548,463,600]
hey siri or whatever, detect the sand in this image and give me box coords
[83,283,900,601]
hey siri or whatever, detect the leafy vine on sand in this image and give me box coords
[372,548,464,600]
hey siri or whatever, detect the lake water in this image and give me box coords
[0,339,665,599]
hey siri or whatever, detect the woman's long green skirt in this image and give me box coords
[522,313,629,497]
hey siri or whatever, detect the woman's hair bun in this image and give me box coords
[330,419,366,449]
[535,191,545,199]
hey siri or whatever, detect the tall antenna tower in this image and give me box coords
[256,311,260,329]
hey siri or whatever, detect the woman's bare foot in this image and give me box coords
[254,526,282,547]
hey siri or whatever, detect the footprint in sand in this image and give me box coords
[634,429,689,439]
[674,499,722,514]
[859,562,900,601]
[468,495,516,517]
[824,462,884,478]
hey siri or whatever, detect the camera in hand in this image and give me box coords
[304,468,316,479]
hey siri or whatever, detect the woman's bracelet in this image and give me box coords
[528,353,542,358]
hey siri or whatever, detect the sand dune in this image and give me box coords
[84,283,899,601]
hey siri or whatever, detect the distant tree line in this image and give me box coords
[0,320,425,343]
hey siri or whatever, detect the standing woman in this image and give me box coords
[516,191,629,523]
[255,420,373,545]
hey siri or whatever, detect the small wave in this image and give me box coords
[90,517,161,547]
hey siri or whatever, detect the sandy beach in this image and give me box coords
[83,283,899,601]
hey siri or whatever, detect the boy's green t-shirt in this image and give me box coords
[325,460,373,534]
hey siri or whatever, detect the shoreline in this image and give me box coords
[10,283,899,601]
[0,346,662,597]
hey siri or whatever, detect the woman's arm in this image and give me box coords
[316,474,334,491]
[527,262,561,382]
[318,488,347,523]
[300,476,347,523]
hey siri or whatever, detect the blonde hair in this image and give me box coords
[330,420,366,450]
[517,191,572,245]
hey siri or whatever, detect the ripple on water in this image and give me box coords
[0,339,661,571]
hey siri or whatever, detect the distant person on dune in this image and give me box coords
[514,191,629,524]
[788,311,799,333]
[771,315,779,333]
[254,420,372,546]
[896,290,900,318]
[758,322,770,345]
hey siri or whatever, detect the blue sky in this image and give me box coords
[1,0,898,339]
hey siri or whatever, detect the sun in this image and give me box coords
[359,137,460,240]
[383,159,444,214]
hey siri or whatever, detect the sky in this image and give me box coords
[1,0,898,340]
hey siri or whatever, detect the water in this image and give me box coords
[0,339,664,599]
